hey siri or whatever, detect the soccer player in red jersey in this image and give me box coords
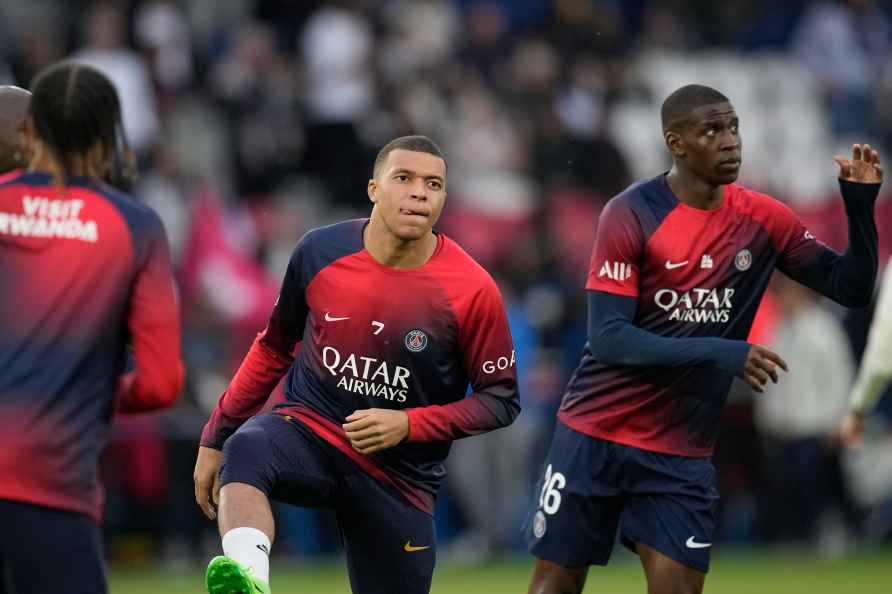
[0,62,183,593]
[525,85,882,594]
[194,135,520,594]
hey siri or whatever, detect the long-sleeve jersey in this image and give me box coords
[849,257,892,414]
[0,171,183,521]
[201,219,520,514]
[560,174,879,457]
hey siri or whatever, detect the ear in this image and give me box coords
[19,116,37,167]
[665,130,685,158]
[367,178,378,204]
[20,115,35,142]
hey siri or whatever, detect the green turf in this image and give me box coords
[109,549,892,594]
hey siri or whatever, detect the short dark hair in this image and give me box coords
[29,61,134,186]
[373,135,446,176]
[661,84,730,131]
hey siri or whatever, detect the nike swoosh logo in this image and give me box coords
[685,536,712,549]
[665,260,689,270]
[324,312,350,322]
[404,541,430,552]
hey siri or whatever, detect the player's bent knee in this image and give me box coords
[220,422,278,489]
[528,559,587,594]
[222,422,269,460]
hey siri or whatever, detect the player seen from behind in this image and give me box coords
[0,61,183,594]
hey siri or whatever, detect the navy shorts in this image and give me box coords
[0,499,106,594]
[221,413,436,594]
[525,422,718,573]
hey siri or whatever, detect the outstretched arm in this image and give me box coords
[779,144,882,307]
[587,290,787,394]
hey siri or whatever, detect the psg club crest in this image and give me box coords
[533,510,547,538]
[735,248,752,271]
[405,329,428,352]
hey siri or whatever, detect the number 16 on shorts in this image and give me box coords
[533,464,567,538]
[534,464,566,537]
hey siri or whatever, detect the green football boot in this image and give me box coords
[205,555,271,594]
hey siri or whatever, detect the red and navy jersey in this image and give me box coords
[202,219,519,513]
[560,173,869,457]
[0,171,183,521]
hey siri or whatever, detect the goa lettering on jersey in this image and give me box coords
[566,174,843,457]
[482,350,516,375]
[202,219,520,514]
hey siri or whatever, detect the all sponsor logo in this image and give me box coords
[598,261,632,281]
[405,329,428,352]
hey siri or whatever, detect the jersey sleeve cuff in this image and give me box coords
[584,283,638,298]
[839,179,881,204]
[199,422,226,450]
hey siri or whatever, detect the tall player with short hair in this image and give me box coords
[525,85,881,594]
[194,135,520,594]
[0,62,182,593]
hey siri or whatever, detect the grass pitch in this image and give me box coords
[110,549,891,593]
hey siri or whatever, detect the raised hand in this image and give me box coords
[741,344,789,394]
[834,144,883,184]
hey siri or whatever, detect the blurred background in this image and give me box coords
[2,0,891,590]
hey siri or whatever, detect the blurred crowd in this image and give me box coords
[3,0,892,565]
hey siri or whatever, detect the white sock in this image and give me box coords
[222,527,271,584]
